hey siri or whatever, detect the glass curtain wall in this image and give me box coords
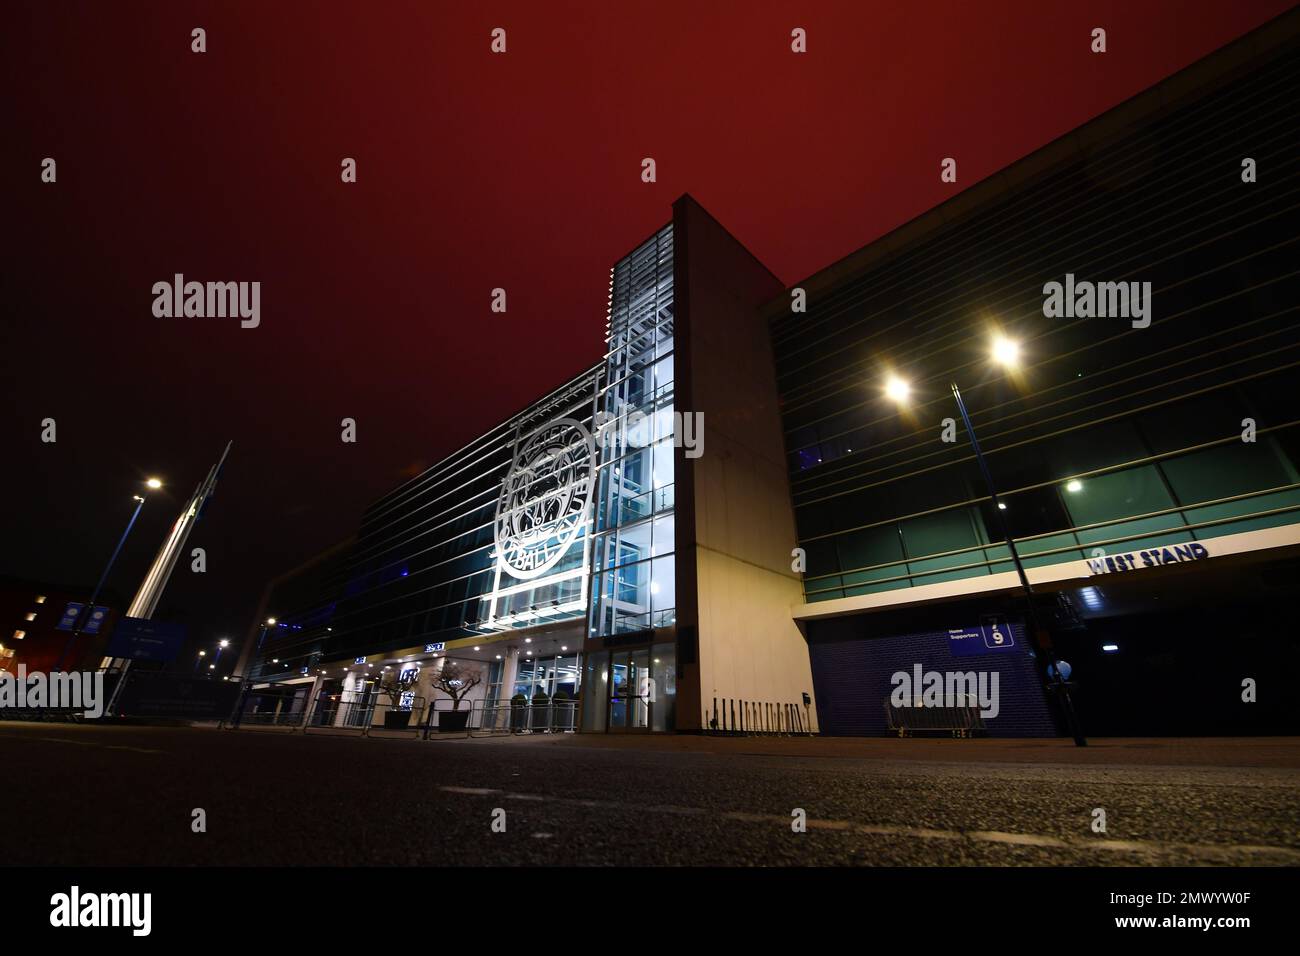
[589,224,678,636]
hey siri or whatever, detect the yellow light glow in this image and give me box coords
[884,376,911,403]
[992,336,1020,367]
[146,477,163,489]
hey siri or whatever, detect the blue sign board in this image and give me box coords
[55,602,85,631]
[104,617,188,662]
[948,619,1015,658]
[83,606,110,634]
[424,642,445,653]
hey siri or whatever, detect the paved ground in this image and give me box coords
[2,722,1297,866]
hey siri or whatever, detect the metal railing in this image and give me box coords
[413,697,580,738]
[803,484,1300,599]
[224,691,581,738]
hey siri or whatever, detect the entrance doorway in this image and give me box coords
[580,643,676,733]
[608,648,651,730]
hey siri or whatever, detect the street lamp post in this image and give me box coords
[213,638,230,674]
[229,618,275,729]
[53,479,162,673]
[885,336,1085,746]
[949,380,1086,746]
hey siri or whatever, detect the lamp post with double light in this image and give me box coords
[885,336,1086,746]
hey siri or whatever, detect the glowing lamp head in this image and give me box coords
[884,376,911,403]
[146,478,163,490]
[992,336,1020,368]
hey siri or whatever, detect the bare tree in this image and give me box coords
[378,669,418,712]
[430,658,483,711]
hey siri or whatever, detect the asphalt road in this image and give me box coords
[2,722,1297,866]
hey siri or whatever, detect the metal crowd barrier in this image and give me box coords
[225,693,581,739]
[884,696,986,738]
[427,698,579,738]
[224,686,313,730]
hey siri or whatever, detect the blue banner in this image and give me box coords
[55,602,84,632]
[82,606,110,634]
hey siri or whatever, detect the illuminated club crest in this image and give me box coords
[493,417,594,580]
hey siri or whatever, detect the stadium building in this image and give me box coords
[241,11,1300,736]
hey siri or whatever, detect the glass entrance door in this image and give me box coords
[608,648,651,731]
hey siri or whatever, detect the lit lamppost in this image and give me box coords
[886,336,1086,746]
[54,477,163,672]
[230,617,275,729]
[194,649,207,674]
[213,638,230,673]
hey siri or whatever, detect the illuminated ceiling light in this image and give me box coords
[1066,479,1083,493]
[884,376,910,403]
[146,477,163,489]
[997,502,1007,510]
[1102,644,1120,653]
[991,335,1020,368]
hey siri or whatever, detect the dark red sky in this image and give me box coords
[2,1,1291,654]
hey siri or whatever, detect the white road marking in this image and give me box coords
[33,736,164,754]
[437,785,1300,862]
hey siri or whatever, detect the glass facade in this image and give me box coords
[773,46,1300,603]
[281,369,602,667]
[251,222,688,731]
[589,224,678,637]
[513,652,581,700]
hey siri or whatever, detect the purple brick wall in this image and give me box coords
[809,620,1057,737]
